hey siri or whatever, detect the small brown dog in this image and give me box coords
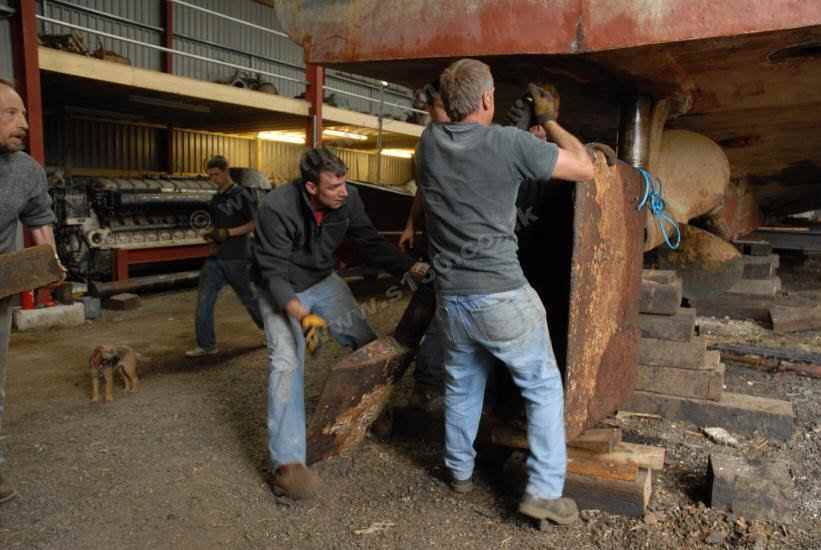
[90,345,140,402]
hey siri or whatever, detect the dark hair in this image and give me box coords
[0,77,16,91]
[299,148,346,185]
[206,155,229,171]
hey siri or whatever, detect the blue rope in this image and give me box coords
[637,168,681,250]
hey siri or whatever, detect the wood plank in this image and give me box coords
[0,245,63,300]
[769,303,821,334]
[569,442,666,471]
[567,427,622,453]
[734,240,773,256]
[639,307,696,342]
[560,469,651,518]
[640,276,682,315]
[622,391,794,441]
[640,336,707,369]
[636,362,724,401]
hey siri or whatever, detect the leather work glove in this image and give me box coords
[505,97,533,130]
[527,83,560,125]
[204,227,230,243]
[301,313,328,354]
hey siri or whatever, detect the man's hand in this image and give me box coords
[301,313,328,354]
[45,254,68,289]
[204,228,230,243]
[505,97,533,130]
[528,83,560,125]
[399,225,415,253]
[409,261,430,282]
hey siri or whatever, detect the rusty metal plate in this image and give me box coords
[275,1,821,64]
[563,156,644,439]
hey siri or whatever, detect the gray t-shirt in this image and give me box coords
[416,123,558,295]
[0,152,56,254]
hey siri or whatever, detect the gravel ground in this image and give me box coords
[0,263,819,549]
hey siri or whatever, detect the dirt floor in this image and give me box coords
[1,262,820,549]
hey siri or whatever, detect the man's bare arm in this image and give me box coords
[543,120,595,182]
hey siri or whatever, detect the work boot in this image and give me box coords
[185,346,218,358]
[518,495,579,525]
[449,475,474,494]
[0,472,19,504]
[273,463,320,500]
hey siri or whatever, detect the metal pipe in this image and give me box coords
[169,0,290,39]
[42,0,165,33]
[617,95,653,167]
[37,16,308,86]
[324,84,427,115]
[376,84,385,184]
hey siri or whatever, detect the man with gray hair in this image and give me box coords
[0,78,63,504]
[416,58,595,525]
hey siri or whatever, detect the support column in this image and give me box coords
[617,95,652,168]
[11,0,44,163]
[162,0,174,74]
[305,61,324,148]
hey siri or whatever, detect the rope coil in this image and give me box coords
[637,168,681,250]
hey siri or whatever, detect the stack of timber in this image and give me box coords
[492,425,665,519]
[727,240,781,296]
[624,270,795,441]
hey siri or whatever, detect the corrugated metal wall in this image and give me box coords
[34,0,413,115]
[172,128,253,174]
[43,116,412,185]
[38,0,163,71]
[0,0,14,81]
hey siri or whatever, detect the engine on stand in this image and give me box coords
[50,168,271,282]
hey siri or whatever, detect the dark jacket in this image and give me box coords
[251,180,415,310]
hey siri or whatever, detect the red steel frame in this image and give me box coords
[113,245,211,282]
[304,60,324,147]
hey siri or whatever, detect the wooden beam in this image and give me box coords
[568,427,622,453]
[0,246,63,300]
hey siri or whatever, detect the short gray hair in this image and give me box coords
[439,59,493,122]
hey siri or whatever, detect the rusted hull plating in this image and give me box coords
[564,155,644,439]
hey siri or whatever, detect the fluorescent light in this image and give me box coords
[257,131,306,144]
[380,148,414,159]
[323,129,368,141]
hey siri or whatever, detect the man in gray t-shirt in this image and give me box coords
[0,78,62,505]
[416,59,594,525]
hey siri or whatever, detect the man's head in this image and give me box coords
[439,59,494,124]
[206,155,231,188]
[300,148,348,210]
[0,79,29,155]
[415,81,449,123]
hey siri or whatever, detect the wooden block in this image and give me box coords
[567,453,638,482]
[743,254,779,280]
[0,245,63,300]
[639,307,696,342]
[734,240,773,256]
[622,391,794,441]
[770,303,821,334]
[569,442,665,471]
[568,427,622,453]
[727,276,781,297]
[104,293,141,310]
[641,269,677,285]
[639,336,706,369]
[704,350,721,370]
[708,454,795,523]
[561,468,651,518]
[640,276,682,316]
[636,362,724,401]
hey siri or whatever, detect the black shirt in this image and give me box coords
[211,183,256,261]
[251,180,415,310]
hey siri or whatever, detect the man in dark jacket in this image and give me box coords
[252,148,427,499]
[186,155,263,357]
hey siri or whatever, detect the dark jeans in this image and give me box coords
[195,257,263,350]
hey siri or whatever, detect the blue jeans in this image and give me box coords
[259,272,376,468]
[438,284,566,500]
[195,257,263,350]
